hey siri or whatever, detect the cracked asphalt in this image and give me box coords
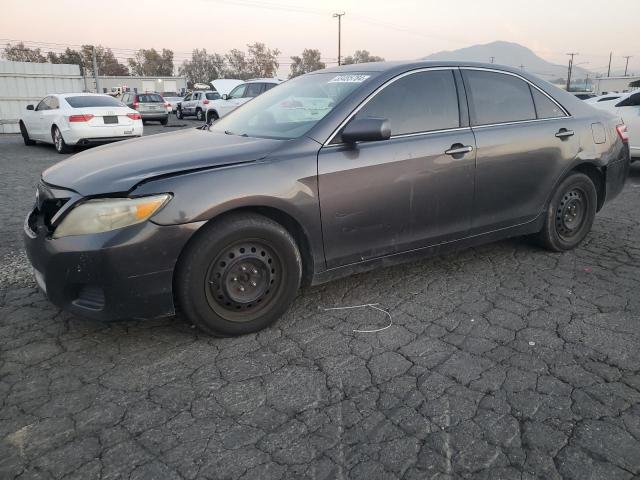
[1,117,640,479]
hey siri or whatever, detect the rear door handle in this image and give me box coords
[445,145,474,156]
[555,128,575,139]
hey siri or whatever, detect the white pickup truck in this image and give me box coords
[204,78,283,123]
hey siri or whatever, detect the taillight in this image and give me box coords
[68,114,94,122]
[203,99,209,104]
[165,102,169,107]
[616,124,629,143]
[133,102,139,109]
[127,113,142,120]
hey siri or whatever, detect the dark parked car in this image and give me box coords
[121,92,169,125]
[24,62,630,336]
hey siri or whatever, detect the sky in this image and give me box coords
[2,0,639,76]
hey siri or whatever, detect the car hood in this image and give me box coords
[42,128,284,195]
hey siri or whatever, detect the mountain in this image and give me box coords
[421,41,590,81]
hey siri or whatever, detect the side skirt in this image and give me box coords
[311,215,545,286]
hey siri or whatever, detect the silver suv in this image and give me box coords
[176,91,221,121]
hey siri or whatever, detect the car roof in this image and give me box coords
[55,93,112,98]
[244,78,282,84]
[314,60,544,76]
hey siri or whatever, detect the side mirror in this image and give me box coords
[26,104,34,110]
[222,94,229,100]
[341,117,391,144]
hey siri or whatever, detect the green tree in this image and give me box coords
[225,42,280,80]
[289,48,325,78]
[128,48,174,76]
[2,42,46,62]
[179,49,226,86]
[342,50,384,65]
[47,46,127,76]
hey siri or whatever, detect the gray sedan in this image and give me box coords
[24,61,630,336]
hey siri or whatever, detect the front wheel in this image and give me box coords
[175,213,302,336]
[176,108,183,120]
[206,110,219,124]
[52,126,72,154]
[160,118,168,126]
[536,172,597,251]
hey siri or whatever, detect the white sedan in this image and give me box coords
[589,90,640,160]
[19,93,143,154]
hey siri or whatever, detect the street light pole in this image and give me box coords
[623,56,632,76]
[333,12,345,66]
[566,53,578,91]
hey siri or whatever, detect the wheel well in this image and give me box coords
[179,206,315,286]
[572,163,606,211]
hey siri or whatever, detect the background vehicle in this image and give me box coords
[24,62,629,337]
[204,78,283,122]
[572,92,596,100]
[121,92,169,125]
[589,90,640,159]
[584,93,625,105]
[19,93,143,154]
[176,91,221,121]
[161,92,184,113]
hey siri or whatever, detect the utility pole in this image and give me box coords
[490,56,495,64]
[333,12,345,66]
[92,46,100,93]
[607,52,612,77]
[623,56,632,76]
[566,52,578,91]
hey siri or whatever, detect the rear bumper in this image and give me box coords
[604,145,631,204]
[140,112,169,120]
[63,122,143,145]
[23,211,203,321]
[76,136,141,146]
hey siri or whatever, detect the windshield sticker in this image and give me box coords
[328,74,371,83]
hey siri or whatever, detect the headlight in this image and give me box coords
[53,194,171,238]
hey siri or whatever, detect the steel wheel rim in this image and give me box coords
[205,240,282,322]
[555,188,587,240]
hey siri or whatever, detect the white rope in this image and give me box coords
[322,303,393,333]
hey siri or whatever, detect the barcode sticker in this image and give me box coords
[328,74,371,83]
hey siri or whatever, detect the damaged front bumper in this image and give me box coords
[23,204,203,321]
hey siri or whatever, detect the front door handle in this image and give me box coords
[445,144,474,156]
[555,128,575,139]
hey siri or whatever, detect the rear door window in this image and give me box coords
[244,83,264,98]
[354,69,460,136]
[464,70,536,125]
[531,88,565,119]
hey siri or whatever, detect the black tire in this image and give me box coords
[196,108,204,121]
[537,172,597,251]
[176,108,183,120]
[52,126,72,154]
[19,121,36,146]
[175,213,302,336]
[142,120,148,126]
[160,118,168,126]
[207,110,219,124]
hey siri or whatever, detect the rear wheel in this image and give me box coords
[536,172,597,251]
[160,118,168,126]
[52,126,72,154]
[175,213,302,336]
[196,108,204,121]
[19,121,36,146]
[176,108,183,120]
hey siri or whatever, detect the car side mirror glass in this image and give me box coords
[26,104,34,110]
[222,94,229,100]
[341,117,391,144]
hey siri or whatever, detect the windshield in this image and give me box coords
[211,72,374,140]
[65,96,125,108]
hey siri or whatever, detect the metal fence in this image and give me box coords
[0,61,84,134]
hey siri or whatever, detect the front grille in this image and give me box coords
[32,182,72,233]
[72,285,105,310]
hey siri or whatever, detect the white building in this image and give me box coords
[592,76,640,95]
[84,75,188,96]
